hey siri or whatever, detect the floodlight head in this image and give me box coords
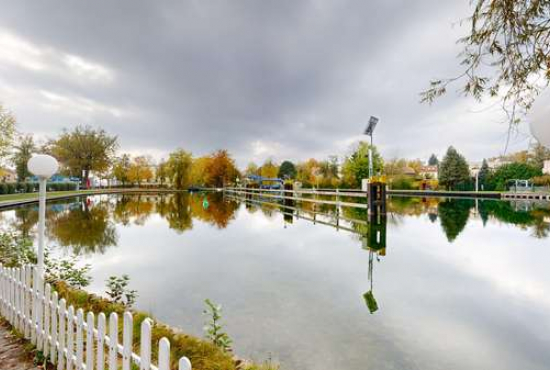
[28,154,59,179]
[364,116,379,136]
[529,89,550,147]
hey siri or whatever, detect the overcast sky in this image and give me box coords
[0,0,536,167]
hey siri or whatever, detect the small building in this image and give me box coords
[544,160,550,175]
[419,165,438,180]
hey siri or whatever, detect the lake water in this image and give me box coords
[1,192,549,370]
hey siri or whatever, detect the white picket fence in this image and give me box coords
[0,263,192,370]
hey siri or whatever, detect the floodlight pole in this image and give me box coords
[368,133,374,180]
[365,116,379,180]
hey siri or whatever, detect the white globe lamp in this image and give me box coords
[27,154,59,281]
[27,154,59,179]
[529,89,550,147]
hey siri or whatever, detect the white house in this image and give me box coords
[544,160,550,175]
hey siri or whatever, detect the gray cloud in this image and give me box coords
[0,0,533,167]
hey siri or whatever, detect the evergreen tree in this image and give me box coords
[478,159,491,190]
[428,154,439,166]
[438,146,470,190]
[278,160,297,179]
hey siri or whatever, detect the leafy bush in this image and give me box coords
[45,253,92,289]
[105,274,137,307]
[488,163,542,191]
[532,175,550,186]
[390,176,416,190]
[0,233,36,267]
[203,299,233,352]
[6,183,15,194]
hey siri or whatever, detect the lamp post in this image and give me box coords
[364,116,379,180]
[27,154,59,277]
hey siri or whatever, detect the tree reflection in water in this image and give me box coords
[438,199,474,242]
[47,197,117,255]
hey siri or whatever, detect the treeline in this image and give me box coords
[2,101,549,191]
[114,149,240,189]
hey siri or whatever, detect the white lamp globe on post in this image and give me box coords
[529,89,550,148]
[27,154,59,277]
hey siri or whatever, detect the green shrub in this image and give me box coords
[391,176,416,190]
[6,183,15,194]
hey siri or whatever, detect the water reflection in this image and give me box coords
[4,193,241,253]
[2,193,550,370]
[47,198,117,255]
[5,194,548,258]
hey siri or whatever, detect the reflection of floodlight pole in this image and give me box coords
[364,116,379,180]
[27,154,59,277]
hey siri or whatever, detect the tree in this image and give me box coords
[127,156,153,186]
[206,150,239,187]
[189,156,212,186]
[428,154,439,166]
[438,146,471,190]
[478,159,492,190]
[422,1,550,126]
[0,104,16,163]
[318,156,340,187]
[295,159,320,186]
[383,158,408,178]
[407,159,423,175]
[244,162,259,177]
[49,125,117,187]
[11,135,35,182]
[341,142,383,188]
[490,162,542,190]
[156,160,169,186]
[167,149,193,190]
[260,159,278,179]
[531,143,550,170]
[112,154,131,186]
[278,160,297,179]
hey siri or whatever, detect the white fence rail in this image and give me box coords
[0,263,192,370]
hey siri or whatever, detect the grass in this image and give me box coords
[0,187,188,205]
[0,190,99,203]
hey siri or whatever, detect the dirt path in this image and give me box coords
[0,322,39,370]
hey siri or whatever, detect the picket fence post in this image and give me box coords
[50,291,58,364]
[76,308,84,369]
[97,312,106,370]
[108,312,118,370]
[57,298,66,370]
[67,305,75,370]
[123,312,133,370]
[0,263,194,370]
[140,318,152,370]
[24,265,31,339]
[86,312,95,370]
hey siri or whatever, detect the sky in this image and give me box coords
[0,0,537,167]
